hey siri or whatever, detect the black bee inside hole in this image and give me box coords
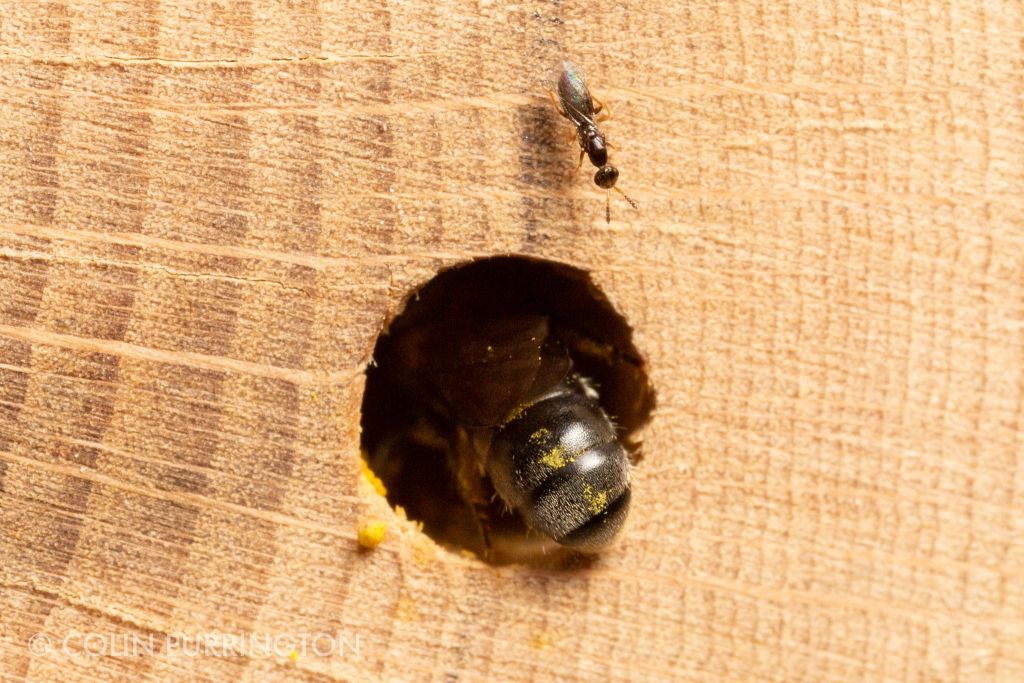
[360,256,655,566]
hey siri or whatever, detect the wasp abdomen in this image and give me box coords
[486,379,631,551]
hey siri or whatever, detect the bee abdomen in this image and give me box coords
[486,380,631,551]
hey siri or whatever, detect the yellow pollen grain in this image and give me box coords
[529,428,551,444]
[539,446,567,469]
[502,402,530,426]
[582,484,608,515]
[357,520,387,549]
[360,458,387,497]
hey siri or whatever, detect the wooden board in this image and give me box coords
[2,1,1023,681]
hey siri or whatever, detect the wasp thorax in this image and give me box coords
[582,127,608,167]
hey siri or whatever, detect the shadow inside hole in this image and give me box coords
[361,256,655,567]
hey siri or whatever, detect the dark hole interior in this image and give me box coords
[360,256,655,567]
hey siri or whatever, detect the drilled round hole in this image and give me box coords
[360,256,654,566]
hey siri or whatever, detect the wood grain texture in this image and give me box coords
[1,1,1023,681]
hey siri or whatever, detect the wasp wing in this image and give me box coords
[555,61,598,129]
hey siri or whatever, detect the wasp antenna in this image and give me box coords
[606,193,611,223]
[614,186,638,211]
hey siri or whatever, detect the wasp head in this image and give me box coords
[594,164,619,189]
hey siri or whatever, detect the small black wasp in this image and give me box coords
[551,61,638,222]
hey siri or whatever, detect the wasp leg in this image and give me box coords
[550,90,578,152]
[574,148,585,174]
[548,89,569,119]
[593,96,612,122]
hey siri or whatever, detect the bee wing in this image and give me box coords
[391,314,571,427]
